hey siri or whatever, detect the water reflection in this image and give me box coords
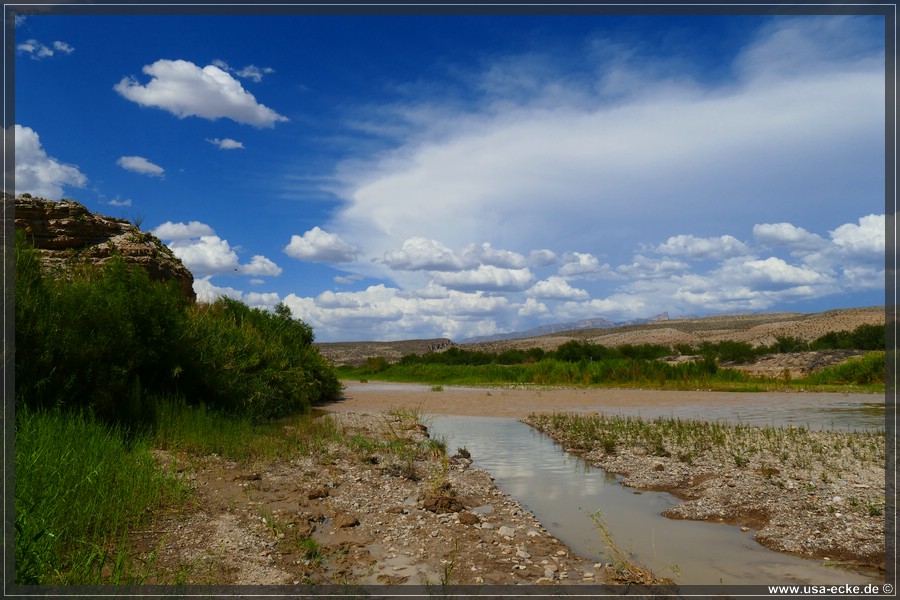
[427,414,882,586]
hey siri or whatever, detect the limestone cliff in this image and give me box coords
[13,194,196,302]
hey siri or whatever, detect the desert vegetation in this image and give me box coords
[14,231,342,584]
[337,333,885,392]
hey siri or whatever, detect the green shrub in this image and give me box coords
[15,232,340,423]
[810,324,885,351]
[15,231,189,424]
[178,298,341,420]
[805,352,885,385]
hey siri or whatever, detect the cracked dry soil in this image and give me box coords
[133,411,657,588]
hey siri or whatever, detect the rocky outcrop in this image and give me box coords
[13,194,195,302]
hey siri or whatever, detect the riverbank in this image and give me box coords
[142,409,663,587]
[524,412,885,572]
[133,381,885,586]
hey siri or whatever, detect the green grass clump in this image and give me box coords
[524,412,885,472]
[15,407,189,585]
[803,352,885,386]
[152,396,343,462]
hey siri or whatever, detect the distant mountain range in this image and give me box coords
[460,312,675,344]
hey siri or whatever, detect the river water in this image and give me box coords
[427,415,882,586]
[334,383,886,585]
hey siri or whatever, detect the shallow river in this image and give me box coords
[427,415,881,586]
[334,382,886,585]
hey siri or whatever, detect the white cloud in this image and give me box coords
[616,254,690,279]
[264,17,883,340]
[13,124,87,198]
[152,221,216,241]
[281,284,515,341]
[518,297,549,317]
[53,41,74,54]
[240,255,283,277]
[382,237,463,271]
[657,234,749,259]
[117,155,164,177]
[17,38,71,59]
[211,59,275,83]
[716,256,831,290]
[526,276,589,300]
[528,249,558,267]
[753,222,827,251]
[114,59,288,128]
[284,227,359,263]
[462,242,527,269]
[155,221,281,278]
[193,276,281,310]
[169,235,240,275]
[829,214,884,255]
[108,197,132,207]
[335,273,365,285]
[313,17,881,303]
[558,252,615,278]
[432,265,534,292]
[207,137,245,150]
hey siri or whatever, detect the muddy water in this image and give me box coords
[426,415,882,586]
[330,382,884,585]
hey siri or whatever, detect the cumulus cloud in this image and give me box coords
[152,221,215,240]
[829,214,884,255]
[117,155,164,177]
[526,276,589,300]
[382,237,463,271]
[528,249,558,267]
[284,227,359,263]
[462,242,527,269]
[154,220,282,278]
[431,265,534,292]
[725,256,830,288]
[753,222,827,251]
[17,38,73,59]
[207,137,244,150]
[558,252,615,278]
[616,254,690,279]
[169,235,240,275]
[114,59,288,127]
[14,124,87,198]
[281,284,515,341]
[194,276,281,310]
[657,234,749,259]
[240,255,283,277]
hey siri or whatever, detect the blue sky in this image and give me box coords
[12,8,887,342]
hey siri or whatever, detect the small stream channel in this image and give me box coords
[425,411,884,586]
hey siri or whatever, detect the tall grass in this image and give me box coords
[15,407,189,585]
[152,396,343,462]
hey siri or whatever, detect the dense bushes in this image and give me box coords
[179,299,341,419]
[14,231,341,424]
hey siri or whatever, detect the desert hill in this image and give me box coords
[316,306,886,376]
